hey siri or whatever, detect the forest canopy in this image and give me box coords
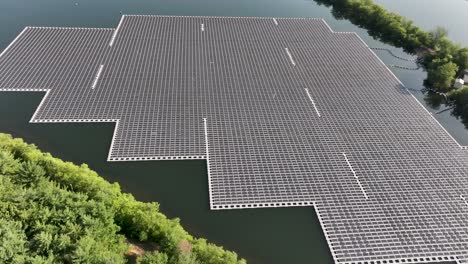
[0,133,246,264]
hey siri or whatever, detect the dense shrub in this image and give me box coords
[0,150,128,263]
[137,252,170,264]
[0,133,246,264]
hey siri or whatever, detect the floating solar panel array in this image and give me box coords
[1,15,467,264]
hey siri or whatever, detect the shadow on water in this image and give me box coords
[0,92,333,264]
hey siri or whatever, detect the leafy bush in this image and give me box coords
[0,133,246,264]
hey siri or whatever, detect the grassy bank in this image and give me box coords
[0,133,246,264]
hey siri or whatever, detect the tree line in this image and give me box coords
[314,0,468,91]
[0,133,246,264]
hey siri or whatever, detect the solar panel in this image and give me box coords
[1,15,467,264]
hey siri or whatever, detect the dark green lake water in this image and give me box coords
[0,0,467,263]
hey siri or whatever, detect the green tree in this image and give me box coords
[427,60,459,90]
[429,26,448,50]
[453,47,468,73]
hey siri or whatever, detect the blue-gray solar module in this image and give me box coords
[0,15,467,264]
